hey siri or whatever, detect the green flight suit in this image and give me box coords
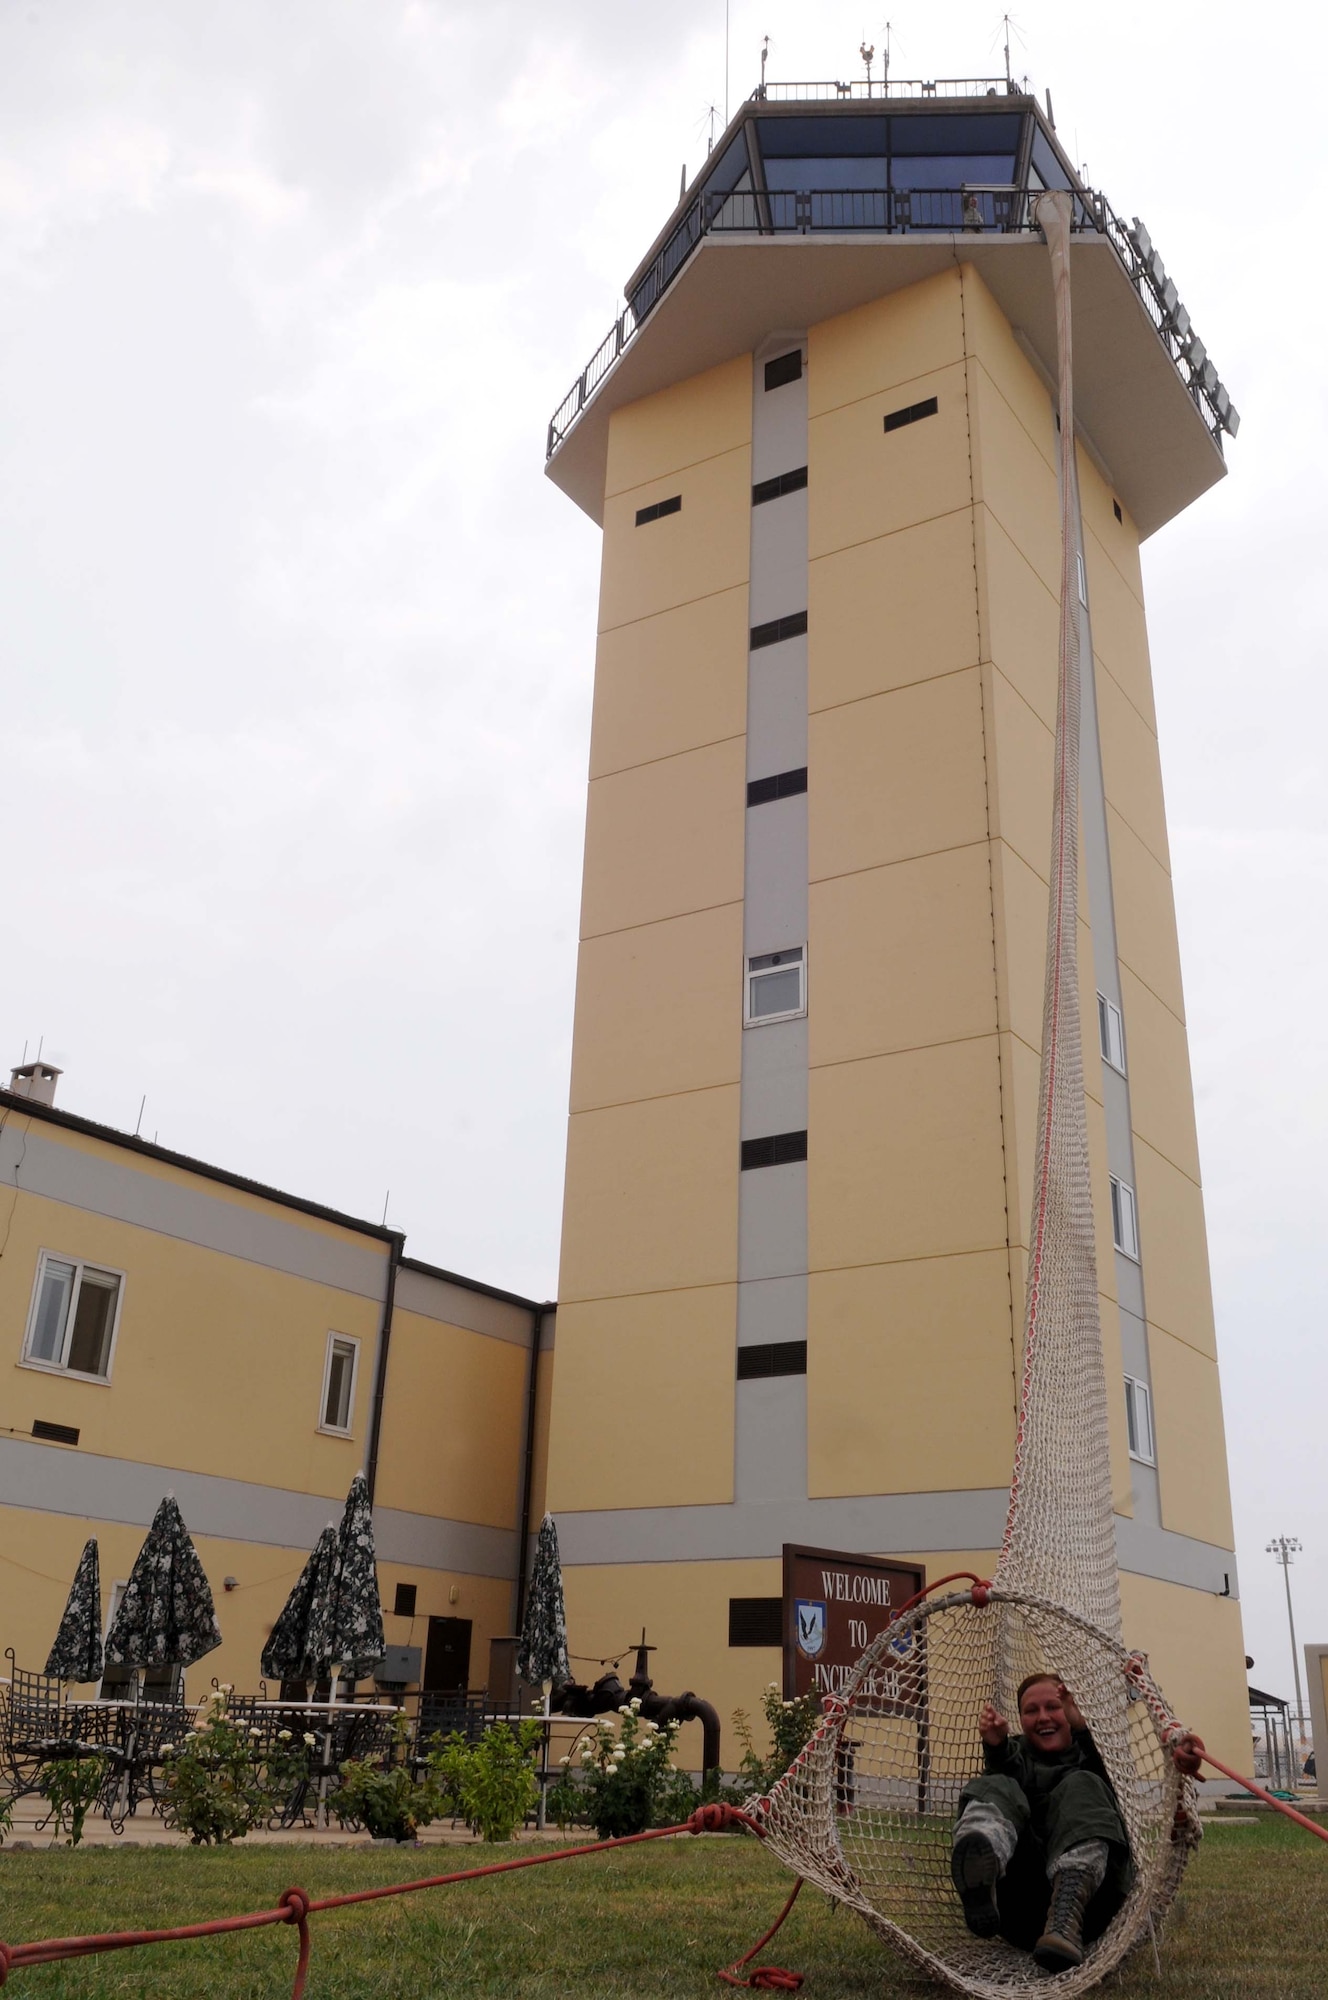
[957,1728,1132,1950]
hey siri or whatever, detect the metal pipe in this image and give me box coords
[512,1306,549,1633]
[364,1232,405,1504]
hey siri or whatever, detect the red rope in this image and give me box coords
[717,1877,805,1991]
[0,1804,767,1993]
[1194,1747,1328,1845]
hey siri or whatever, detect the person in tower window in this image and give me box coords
[961,191,984,231]
[949,1673,1202,1972]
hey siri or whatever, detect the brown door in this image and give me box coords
[423,1617,472,1692]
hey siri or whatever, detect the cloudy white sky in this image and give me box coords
[3,1,1324,1720]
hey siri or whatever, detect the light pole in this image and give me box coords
[1266,1537,1306,1746]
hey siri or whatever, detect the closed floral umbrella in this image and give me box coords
[309,1473,385,1684]
[518,1513,570,1694]
[104,1494,222,1681]
[260,1524,338,1685]
[45,1537,104,1684]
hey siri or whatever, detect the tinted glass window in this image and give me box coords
[1031,130,1072,191]
[757,116,887,156]
[702,131,752,196]
[763,156,886,191]
[887,113,1021,154]
[891,153,1017,191]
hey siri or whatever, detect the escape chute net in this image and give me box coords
[744,192,1202,1997]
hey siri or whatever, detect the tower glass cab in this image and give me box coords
[542,80,1248,1773]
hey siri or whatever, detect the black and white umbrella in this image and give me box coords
[104,1494,222,1680]
[308,1473,385,1684]
[45,1537,104,1684]
[518,1513,569,1695]
[260,1524,338,1685]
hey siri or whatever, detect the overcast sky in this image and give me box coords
[2,0,1324,1721]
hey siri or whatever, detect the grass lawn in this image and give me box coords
[0,1818,1322,1997]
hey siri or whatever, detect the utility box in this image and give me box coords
[374,1645,421,1689]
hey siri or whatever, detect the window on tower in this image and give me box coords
[746,767,807,806]
[1109,1176,1140,1260]
[1098,994,1126,1073]
[1124,1375,1155,1463]
[764,350,803,392]
[745,946,806,1025]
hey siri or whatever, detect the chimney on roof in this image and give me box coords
[9,1060,61,1107]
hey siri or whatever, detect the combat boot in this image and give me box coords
[1033,1863,1096,1971]
[950,1829,1002,1939]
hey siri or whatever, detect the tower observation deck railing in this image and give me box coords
[546,104,1231,462]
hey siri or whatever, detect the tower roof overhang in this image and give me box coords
[544,231,1225,540]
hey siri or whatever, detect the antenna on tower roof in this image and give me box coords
[760,34,769,98]
[883,21,892,86]
[860,41,875,92]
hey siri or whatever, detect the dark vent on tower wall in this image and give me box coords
[747,767,807,807]
[32,1419,80,1447]
[729,1596,783,1646]
[741,1130,808,1171]
[635,494,682,526]
[753,465,808,506]
[737,1341,808,1380]
[393,1582,418,1618]
[764,350,803,392]
[750,611,808,651]
[884,396,939,433]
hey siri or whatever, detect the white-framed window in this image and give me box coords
[1097,993,1126,1073]
[1110,1176,1140,1260]
[1124,1375,1155,1464]
[22,1251,123,1381]
[319,1333,360,1435]
[745,945,806,1026]
[1076,550,1089,606]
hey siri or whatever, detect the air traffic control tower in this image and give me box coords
[541,77,1249,1768]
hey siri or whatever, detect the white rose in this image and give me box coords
[303,1733,317,1747]
[278,1730,292,1742]
[248,1727,262,1737]
[160,1743,175,1756]
[629,1698,642,1712]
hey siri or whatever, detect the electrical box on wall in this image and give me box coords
[374,1645,421,1687]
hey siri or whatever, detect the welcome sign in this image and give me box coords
[782,1545,926,1701]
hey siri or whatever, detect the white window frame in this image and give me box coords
[1076,550,1089,606]
[744,944,807,1027]
[318,1332,360,1437]
[1124,1375,1155,1464]
[1097,993,1126,1074]
[1109,1175,1140,1260]
[21,1249,124,1384]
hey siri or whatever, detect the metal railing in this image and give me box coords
[546,177,1229,462]
[753,77,1027,102]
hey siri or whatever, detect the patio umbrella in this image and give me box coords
[103,1493,222,1677]
[308,1472,385,1683]
[517,1513,570,1693]
[260,1523,338,1684]
[45,1537,104,1683]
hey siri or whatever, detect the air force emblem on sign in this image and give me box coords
[795,1598,827,1659]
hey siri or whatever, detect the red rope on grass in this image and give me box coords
[717,1876,806,1990]
[1195,1746,1328,1844]
[0,1803,768,1994]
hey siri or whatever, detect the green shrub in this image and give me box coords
[426,1720,542,1842]
[731,1682,822,1796]
[546,1702,683,1839]
[158,1688,275,1845]
[41,1753,108,1846]
[333,1711,438,1842]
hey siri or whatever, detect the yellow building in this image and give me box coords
[0,1061,552,1703]
[543,84,1250,1770]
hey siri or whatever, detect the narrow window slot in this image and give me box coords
[884,395,939,433]
[737,1340,808,1380]
[764,350,803,392]
[746,767,807,807]
[750,610,808,651]
[634,494,682,526]
[741,1130,808,1171]
[752,465,808,506]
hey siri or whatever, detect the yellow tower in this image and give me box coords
[542,79,1248,1770]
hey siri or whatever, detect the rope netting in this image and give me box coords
[748,191,1199,1995]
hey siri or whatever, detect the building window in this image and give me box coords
[729,1597,782,1646]
[320,1334,360,1435]
[1109,1176,1140,1260]
[750,610,808,651]
[1076,551,1089,606]
[752,465,808,505]
[741,1130,808,1171]
[635,494,682,526]
[1124,1375,1154,1463]
[1113,498,1123,522]
[23,1252,122,1380]
[883,395,938,433]
[745,946,806,1025]
[393,1582,418,1618]
[737,1340,807,1379]
[1097,994,1126,1073]
[747,767,807,807]
[764,350,802,391]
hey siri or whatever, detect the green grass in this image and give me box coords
[0,1818,1322,1997]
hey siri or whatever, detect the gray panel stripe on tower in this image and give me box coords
[0,1124,389,1301]
[0,1435,517,1576]
[551,1490,1237,1594]
[1064,442,1162,1531]
[737,335,811,1510]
